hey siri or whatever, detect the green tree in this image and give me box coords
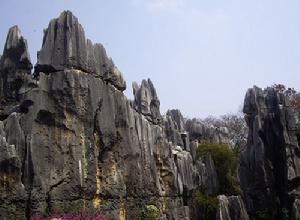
[197,143,241,195]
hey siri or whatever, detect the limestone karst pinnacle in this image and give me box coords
[35,10,126,91]
[1,10,300,220]
[0,25,32,101]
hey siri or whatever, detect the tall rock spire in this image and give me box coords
[35,10,126,91]
[0,25,32,100]
[240,86,300,219]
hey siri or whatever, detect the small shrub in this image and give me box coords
[281,208,289,219]
[141,205,159,220]
[193,191,218,220]
[254,209,272,220]
[197,143,240,195]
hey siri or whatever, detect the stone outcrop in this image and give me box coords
[132,79,161,124]
[164,109,188,150]
[0,10,250,220]
[185,118,229,144]
[35,10,126,91]
[0,26,34,120]
[216,195,249,220]
[240,86,300,219]
[291,199,300,220]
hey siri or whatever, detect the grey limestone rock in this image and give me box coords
[0,10,250,220]
[185,118,229,144]
[216,195,249,220]
[133,79,161,124]
[292,199,300,220]
[240,86,300,219]
[164,109,190,150]
[0,25,33,101]
[35,11,126,91]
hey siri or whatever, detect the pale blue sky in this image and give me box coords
[1,0,300,118]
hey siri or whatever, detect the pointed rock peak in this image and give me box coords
[0,26,33,100]
[5,25,22,50]
[36,10,86,73]
[0,25,32,72]
[166,109,185,131]
[132,78,161,124]
[35,10,126,91]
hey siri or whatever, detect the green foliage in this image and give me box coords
[141,205,159,220]
[254,209,272,220]
[281,208,289,219]
[40,206,50,217]
[193,191,218,220]
[52,200,85,214]
[197,143,240,195]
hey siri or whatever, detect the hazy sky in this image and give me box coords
[1,0,300,118]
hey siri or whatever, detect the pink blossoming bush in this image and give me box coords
[32,212,106,220]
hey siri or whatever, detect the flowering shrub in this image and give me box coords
[32,212,106,220]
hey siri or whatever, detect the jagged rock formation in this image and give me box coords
[292,199,300,220]
[35,11,126,91]
[0,26,35,120]
[185,118,229,145]
[216,195,249,220]
[164,109,189,150]
[240,86,300,219]
[132,79,161,124]
[0,11,250,220]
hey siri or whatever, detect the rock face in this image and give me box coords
[132,79,161,124]
[185,118,229,145]
[216,195,249,220]
[0,26,33,120]
[164,109,188,149]
[240,86,300,219]
[291,199,300,220]
[35,10,126,91]
[0,11,251,220]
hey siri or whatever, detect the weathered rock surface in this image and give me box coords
[292,199,300,220]
[35,10,126,91]
[240,86,300,219]
[0,26,34,120]
[185,118,229,144]
[0,10,251,220]
[216,195,249,220]
[133,79,161,124]
[164,109,187,149]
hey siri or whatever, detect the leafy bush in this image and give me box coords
[254,209,272,220]
[197,143,240,195]
[281,208,289,219]
[193,191,218,220]
[141,205,159,220]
